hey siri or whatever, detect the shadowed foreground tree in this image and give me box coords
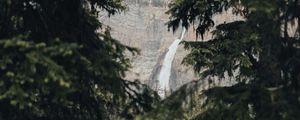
[140,0,300,120]
[0,0,158,120]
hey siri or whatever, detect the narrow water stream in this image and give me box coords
[157,28,186,98]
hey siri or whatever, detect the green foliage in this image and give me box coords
[182,21,260,80]
[166,0,232,38]
[145,0,300,119]
[137,81,204,120]
[0,0,157,119]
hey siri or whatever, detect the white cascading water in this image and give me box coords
[157,28,186,98]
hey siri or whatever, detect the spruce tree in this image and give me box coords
[0,0,157,119]
[146,0,300,119]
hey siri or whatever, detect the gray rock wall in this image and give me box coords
[100,0,197,90]
[100,0,242,92]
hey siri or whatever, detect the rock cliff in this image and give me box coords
[100,0,242,92]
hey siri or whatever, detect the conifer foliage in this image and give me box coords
[0,0,157,119]
[166,0,300,119]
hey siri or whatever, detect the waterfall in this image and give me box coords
[157,28,186,98]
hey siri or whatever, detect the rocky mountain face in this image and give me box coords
[100,0,242,93]
[100,0,197,91]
